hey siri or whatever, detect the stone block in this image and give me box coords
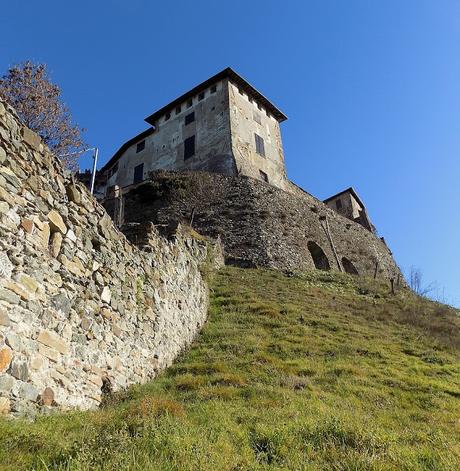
[21,127,41,150]
[0,309,10,327]
[66,184,81,204]
[4,281,30,301]
[37,330,69,355]
[0,347,12,372]
[10,360,29,381]
[0,374,14,392]
[0,288,19,304]
[38,343,60,362]
[5,333,21,351]
[20,218,34,234]
[40,387,54,406]
[19,383,39,402]
[30,353,45,370]
[17,274,39,294]
[101,286,111,304]
[0,146,6,165]
[47,210,67,234]
[50,232,63,258]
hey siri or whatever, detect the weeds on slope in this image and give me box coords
[0,268,459,470]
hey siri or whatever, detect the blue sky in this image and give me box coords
[1,1,459,305]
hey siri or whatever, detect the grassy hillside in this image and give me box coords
[1,267,459,470]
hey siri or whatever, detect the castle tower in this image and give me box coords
[99,68,288,194]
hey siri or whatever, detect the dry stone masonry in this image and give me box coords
[0,100,221,416]
[106,171,402,280]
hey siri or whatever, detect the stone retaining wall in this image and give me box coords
[108,171,402,281]
[0,101,221,416]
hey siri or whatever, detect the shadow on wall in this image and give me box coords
[307,241,330,271]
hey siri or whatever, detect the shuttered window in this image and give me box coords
[136,140,145,153]
[184,135,195,160]
[133,163,144,184]
[254,133,265,157]
[185,112,195,125]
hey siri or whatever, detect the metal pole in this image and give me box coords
[90,147,99,194]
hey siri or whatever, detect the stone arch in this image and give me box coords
[342,257,359,275]
[307,241,330,271]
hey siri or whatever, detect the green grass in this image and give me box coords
[1,267,459,470]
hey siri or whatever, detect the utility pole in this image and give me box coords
[59,147,99,195]
[89,147,99,195]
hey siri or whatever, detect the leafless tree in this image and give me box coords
[0,61,86,170]
[409,266,436,296]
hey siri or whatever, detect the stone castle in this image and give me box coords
[0,69,402,415]
[96,68,398,279]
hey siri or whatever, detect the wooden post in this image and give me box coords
[373,261,379,279]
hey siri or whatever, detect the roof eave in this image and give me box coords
[144,67,287,125]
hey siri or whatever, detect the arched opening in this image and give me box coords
[307,241,330,271]
[342,257,359,275]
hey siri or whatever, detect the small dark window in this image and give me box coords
[165,112,171,121]
[133,163,144,184]
[187,98,193,108]
[198,91,205,101]
[248,96,253,103]
[258,103,263,111]
[259,170,268,183]
[185,112,195,125]
[175,105,181,115]
[238,88,244,95]
[255,133,265,157]
[210,85,217,93]
[336,199,343,210]
[184,135,195,160]
[136,140,145,153]
[253,112,261,125]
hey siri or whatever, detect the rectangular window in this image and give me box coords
[336,199,343,210]
[136,140,145,153]
[248,96,253,103]
[165,112,171,121]
[175,105,181,115]
[184,135,195,160]
[198,91,205,101]
[187,98,193,108]
[238,88,244,95]
[259,170,269,183]
[254,133,265,157]
[210,85,217,93]
[133,163,144,184]
[185,112,195,125]
[253,112,261,125]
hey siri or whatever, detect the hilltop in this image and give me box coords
[1,268,459,470]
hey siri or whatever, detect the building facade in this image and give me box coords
[99,68,288,194]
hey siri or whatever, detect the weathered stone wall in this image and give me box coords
[109,171,402,280]
[0,101,221,416]
[104,78,235,190]
[228,80,288,190]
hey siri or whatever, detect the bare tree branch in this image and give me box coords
[0,61,86,171]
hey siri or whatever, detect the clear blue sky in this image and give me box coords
[1,1,459,306]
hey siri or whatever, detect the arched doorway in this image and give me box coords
[342,257,359,275]
[307,241,330,271]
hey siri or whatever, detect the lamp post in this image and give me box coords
[59,146,99,195]
[89,147,99,195]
